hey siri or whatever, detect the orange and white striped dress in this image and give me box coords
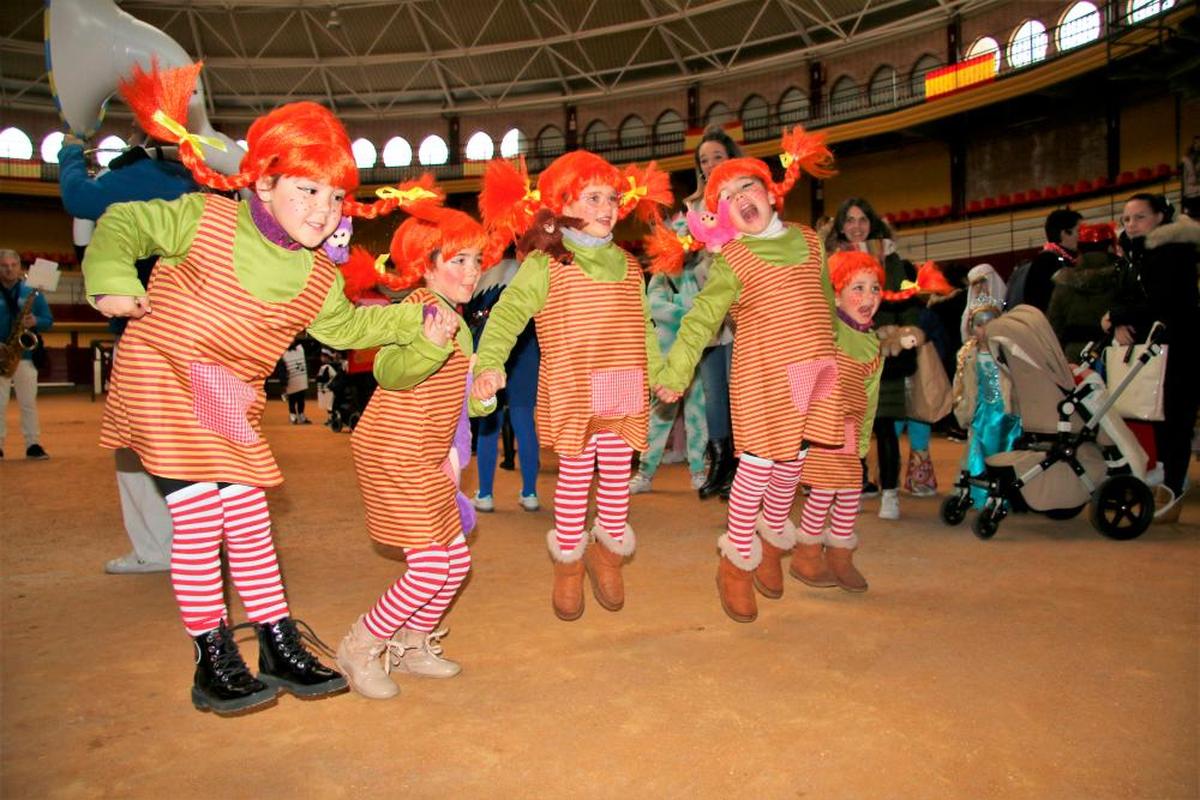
[533,253,650,457]
[99,195,336,487]
[802,344,881,489]
[350,289,469,548]
[723,228,843,460]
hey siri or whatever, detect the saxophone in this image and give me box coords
[1,288,39,378]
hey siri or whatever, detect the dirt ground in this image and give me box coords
[2,393,1197,799]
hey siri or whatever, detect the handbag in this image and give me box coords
[1104,342,1168,422]
[905,342,953,423]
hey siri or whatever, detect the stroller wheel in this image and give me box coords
[330,417,343,433]
[972,506,1001,540]
[1090,475,1154,540]
[1044,505,1086,521]
[348,412,361,430]
[939,495,970,526]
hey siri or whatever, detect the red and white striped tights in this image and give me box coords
[725,450,808,558]
[364,534,471,639]
[553,431,632,555]
[165,483,289,637]
[800,488,862,541]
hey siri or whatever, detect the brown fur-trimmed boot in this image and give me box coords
[584,523,635,611]
[716,534,761,623]
[548,530,586,621]
[825,534,867,592]
[753,515,797,599]
[789,527,837,588]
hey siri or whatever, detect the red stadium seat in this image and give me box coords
[1117,171,1136,185]
[1154,163,1172,178]
[1043,186,1059,199]
[1012,191,1028,205]
[982,197,997,210]
[1027,188,1043,202]
[896,210,912,223]
[1074,179,1093,194]
[939,204,951,217]
[911,208,926,221]
[997,193,1012,207]
[925,206,942,220]
[1136,166,1153,181]
[967,200,983,213]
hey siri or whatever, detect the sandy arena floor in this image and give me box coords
[2,393,1197,798]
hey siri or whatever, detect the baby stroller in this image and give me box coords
[326,370,361,433]
[940,305,1164,540]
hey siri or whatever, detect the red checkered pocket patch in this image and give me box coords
[590,367,646,417]
[831,419,856,455]
[785,358,838,414]
[189,362,260,445]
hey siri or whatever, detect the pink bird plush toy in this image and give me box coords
[686,198,738,253]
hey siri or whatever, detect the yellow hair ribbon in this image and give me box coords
[523,178,541,204]
[373,253,390,275]
[621,175,648,207]
[678,233,695,251]
[899,279,919,292]
[779,152,795,169]
[375,185,440,205]
[151,110,227,159]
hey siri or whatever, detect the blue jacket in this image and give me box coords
[58,143,197,221]
[1,281,53,362]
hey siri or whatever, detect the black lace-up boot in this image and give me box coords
[699,438,736,500]
[191,622,278,715]
[254,617,348,698]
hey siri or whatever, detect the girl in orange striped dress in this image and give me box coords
[472,152,671,622]
[82,63,440,716]
[652,126,841,624]
[337,207,500,700]
[792,251,885,594]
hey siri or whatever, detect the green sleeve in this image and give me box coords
[82,194,205,302]
[659,256,741,391]
[642,285,665,386]
[860,364,882,456]
[371,319,454,391]
[307,273,429,351]
[474,252,550,377]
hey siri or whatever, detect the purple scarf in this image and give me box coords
[248,193,303,251]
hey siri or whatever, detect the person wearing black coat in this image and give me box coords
[1023,209,1082,312]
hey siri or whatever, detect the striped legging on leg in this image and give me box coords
[554,431,632,553]
[364,534,471,639]
[801,487,862,540]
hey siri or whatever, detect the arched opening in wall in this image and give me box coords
[740,94,770,141]
[0,127,34,160]
[382,136,413,167]
[654,110,685,152]
[909,54,943,98]
[1127,0,1175,24]
[464,131,494,161]
[418,134,449,166]
[583,120,611,152]
[351,137,377,168]
[40,132,64,164]
[499,128,525,158]
[618,115,649,152]
[868,65,899,107]
[966,36,1001,73]
[1058,2,1102,50]
[536,125,564,158]
[778,87,810,125]
[1007,19,1048,68]
[704,101,733,128]
[95,134,127,168]
[828,76,860,118]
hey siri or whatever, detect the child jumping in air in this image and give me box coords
[652,126,842,624]
[337,203,500,700]
[83,62,439,716]
[472,152,671,622]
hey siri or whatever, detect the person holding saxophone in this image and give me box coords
[0,249,53,460]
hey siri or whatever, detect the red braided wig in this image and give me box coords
[389,206,492,291]
[828,250,885,292]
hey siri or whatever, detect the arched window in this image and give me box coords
[778,88,810,124]
[351,137,377,169]
[95,134,127,168]
[1007,19,1048,68]
[583,120,611,151]
[868,65,899,106]
[910,54,943,98]
[40,132,64,164]
[966,36,1001,73]
[618,115,648,146]
[418,134,449,166]
[1128,0,1175,23]
[499,128,524,158]
[382,136,413,167]
[740,95,770,139]
[653,110,685,148]
[536,125,564,156]
[464,131,494,161]
[704,102,733,127]
[0,127,34,160]
[828,76,860,117]
[1057,2,1102,50]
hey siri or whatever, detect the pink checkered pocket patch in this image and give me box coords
[590,367,646,417]
[189,362,260,445]
[785,357,838,414]
[831,419,856,455]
